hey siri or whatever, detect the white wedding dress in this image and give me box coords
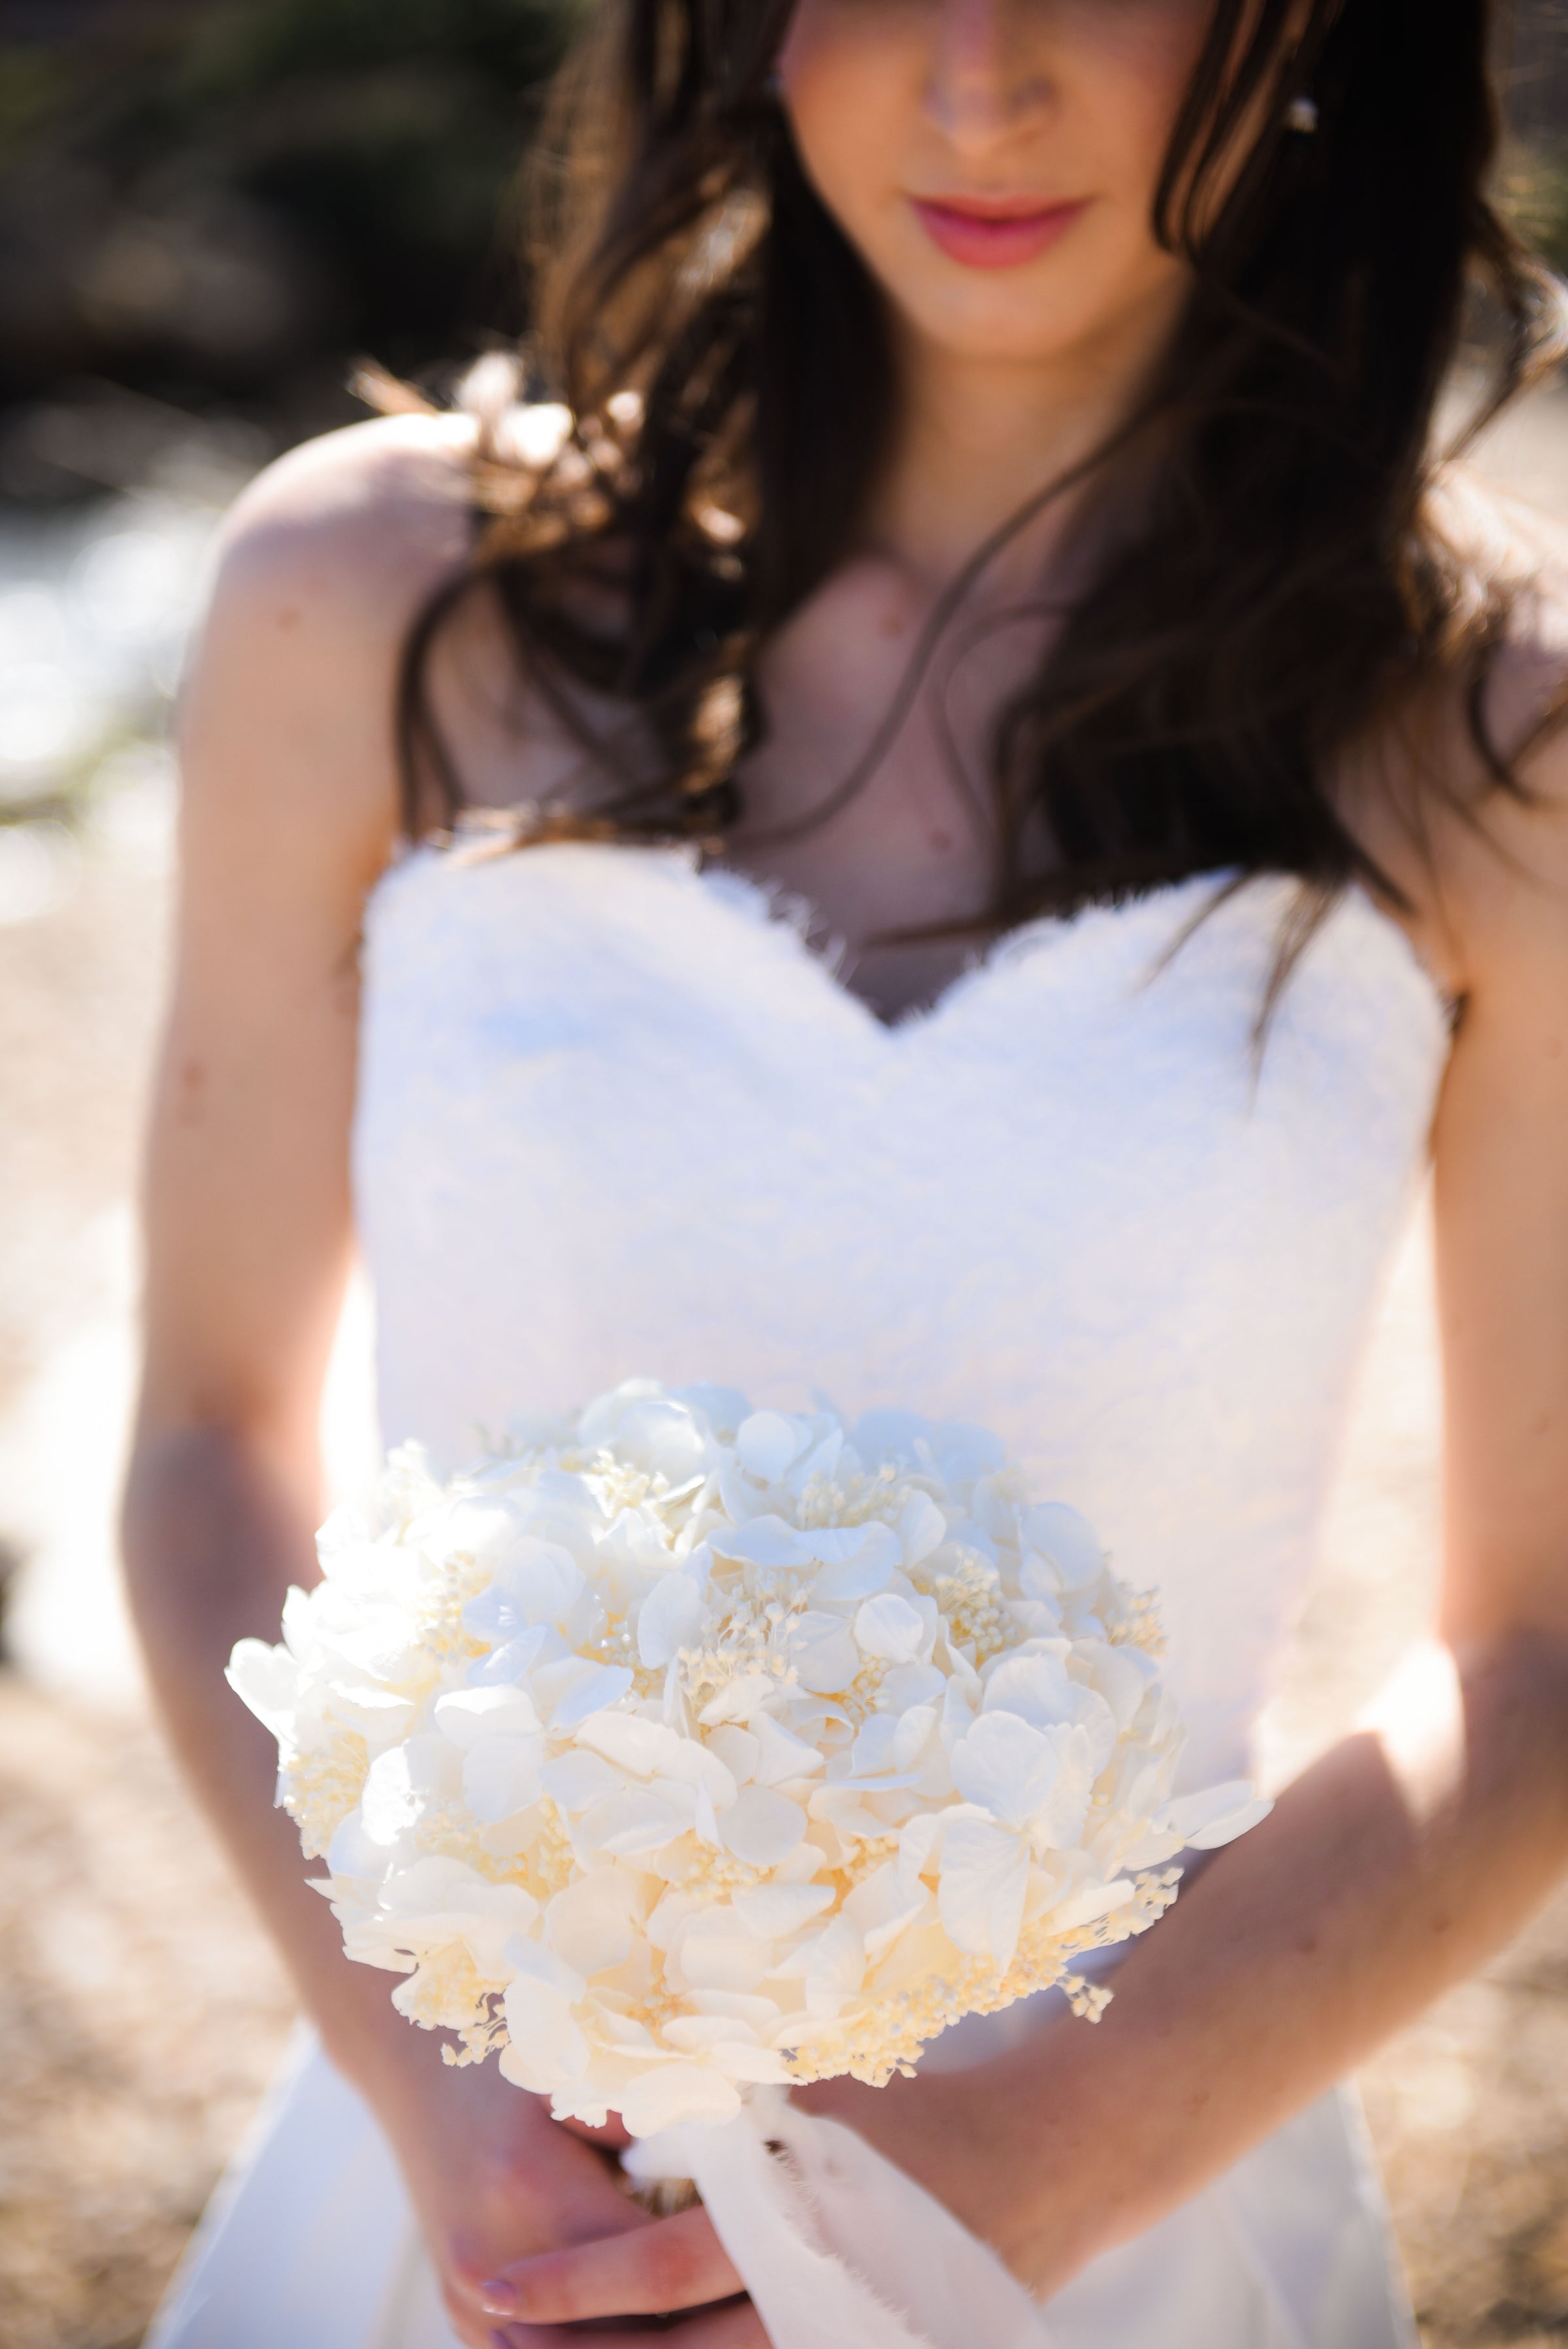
[150,840,1448,2349]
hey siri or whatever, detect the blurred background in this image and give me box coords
[0,3,1565,2344]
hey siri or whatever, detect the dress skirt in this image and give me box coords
[146,2026,1416,2349]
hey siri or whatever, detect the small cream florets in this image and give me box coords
[229,1381,1270,2139]
[283,1730,370,1860]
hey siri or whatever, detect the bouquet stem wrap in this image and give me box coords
[623,2090,1055,2349]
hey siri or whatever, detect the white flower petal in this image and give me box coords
[329,1688,419,1745]
[655,1742,738,1807]
[697,1669,779,1726]
[1021,1503,1103,1592]
[892,1705,940,1773]
[637,1570,706,1669]
[809,1523,902,1600]
[609,1398,710,1485]
[981,1650,1075,1728]
[735,1411,811,1483]
[950,1712,1095,1849]
[937,1815,1029,1966]
[689,1988,787,2029]
[708,1515,811,1569]
[670,1383,751,1437]
[493,1537,587,1630]
[1049,1877,1136,1931]
[707,1725,760,1783]
[581,1787,690,1856]
[676,1913,772,1992]
[615,2062,742,2137]
[575,1712,683,1778]
[719,1785,807,1867]
[897,1492,948,1566]
[359,1741,447,1847]
[853,1592,928,1663]
[749,1714,827,1785]
[465,1624,555,1683]
[500,1979,589,2090]
[1078,1639,1160,1731]
[435,1686,542,1749]
[850,1715,903,1777]
[503,1935,585,1998]
[844,1862,931,1959]
[661,2014,754,2053]
[792,1619,860,1694]
[732,1882,835,1939]
[225,1640,301,1741]
[542,1749,623,1813]
[463,1735,546,1824]
[238,1381,1192,2124]
[803,1914,866,2020]
[1160,1781,1273,1849]
[879,1663,946,1716]
[546,1877,636,1975]
[550,1663,636,1732]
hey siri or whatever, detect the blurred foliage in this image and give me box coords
[0,0,576,426]
[0,0,1560,474]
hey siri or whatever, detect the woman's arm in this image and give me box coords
[122,418,651,2347]
[476,685,1568,2339]
[848,691,1568,2292]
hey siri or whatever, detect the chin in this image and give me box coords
[896,286,1113,369]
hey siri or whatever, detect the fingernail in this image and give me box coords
[480,2280,519,2316]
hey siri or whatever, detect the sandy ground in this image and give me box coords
[1,386,1567,2348]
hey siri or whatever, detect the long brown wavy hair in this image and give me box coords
[380,0,1567,951]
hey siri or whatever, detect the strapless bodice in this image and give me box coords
[352,840,1448,1793]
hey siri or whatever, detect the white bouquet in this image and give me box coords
[231,1381,1268,2343]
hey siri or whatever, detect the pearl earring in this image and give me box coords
[1285,94,1320,135]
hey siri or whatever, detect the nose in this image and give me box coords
[924,0,1052,151]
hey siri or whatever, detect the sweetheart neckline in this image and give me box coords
[366,834,1452,1043]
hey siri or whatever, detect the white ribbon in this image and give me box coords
[622,2090,1056,2349]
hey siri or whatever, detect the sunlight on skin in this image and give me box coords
[777,0,1212,370]
[774,0,1308,585]
[1357,1640,1470,1827]
[777,0,1213,579]
[470,12,1376,2336]
[127,0,1568,2335]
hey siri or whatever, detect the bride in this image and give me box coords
[125,0,1568,2342]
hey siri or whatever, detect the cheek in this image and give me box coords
[775,0,1210,363]
[777,0,924,223]
[1057,0,1215,189]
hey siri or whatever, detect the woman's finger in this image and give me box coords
[481,2205,744,2324]
[442,2129,653,2328]
[492,2293,769,2347]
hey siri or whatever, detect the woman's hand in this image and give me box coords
[469,2064,1074,2344]
[466,2106,760,2344]
[365,2033,679,2348]
[480,2203,761,2345]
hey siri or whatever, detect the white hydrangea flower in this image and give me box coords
[229,1380,1269,2130]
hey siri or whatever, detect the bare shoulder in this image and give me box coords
[1350,468,1568,1003]
[212,410,479,625]
[180,412,482,900]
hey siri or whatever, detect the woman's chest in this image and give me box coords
[725,565,1056,1020]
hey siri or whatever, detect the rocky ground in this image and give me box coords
[1,385,1567,2348]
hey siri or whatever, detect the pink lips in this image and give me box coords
[910,195,1089,270]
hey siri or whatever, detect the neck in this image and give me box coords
[868,288,1189,597]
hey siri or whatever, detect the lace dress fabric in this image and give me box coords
[149,840,1447,2349]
